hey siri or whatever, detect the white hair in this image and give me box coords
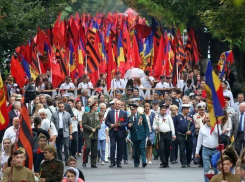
[240,103,245,108]
[38,108,48,115]
[13,101,21,108]
[99,103,106,108]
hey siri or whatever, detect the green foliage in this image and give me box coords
[0,0,70,70]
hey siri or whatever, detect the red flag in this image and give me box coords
[154,35,164,78]
[0,75,9,130]
[17,96,33,170]
[10,56,27,88]
[134,24,152,38]
[49,52,63,88]
[133,34,141,68]
[107,37,117,91]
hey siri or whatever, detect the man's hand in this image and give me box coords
[128,123,133,128]
[156,127,160,131]
[92,128,96,132]
[195,154,200,158]
[186,131,191,135]
[40,178,46,182]
[34,173,40,178]
[72,116,77,121]
[80,128,83,132]
[115,123,120,127]
[222,130,226,134]
[110,124,115,128]
[106,136,109,143]
[97,125,101,129]
[69,134,73,140]
[172,135,176,140]
[221,180,228,182]
[195,126,200,129]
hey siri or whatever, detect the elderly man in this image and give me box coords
[8,101,21,127]
[2,117,20,145]
[51,102,73,164]
[80,89,89,107]
[234,93,245,112]
[99,103,107,113]
[231,102,245,155]
[38,108,58,145]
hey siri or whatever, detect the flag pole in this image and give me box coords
[216,116,225,181]
[85,54,88,75]
[176,62,179,86]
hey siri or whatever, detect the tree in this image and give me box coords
[0,0,71,73]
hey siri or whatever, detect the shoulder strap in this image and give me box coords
[48,107,53,114]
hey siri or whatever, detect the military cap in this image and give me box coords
[154,90,162,96]
[44,145,57,154]
[129,103,139,109]
[182,104,192,108]
[224,95,230,101]
[88,99,98,107]
[196,102,206,110]
[150,100,159,105]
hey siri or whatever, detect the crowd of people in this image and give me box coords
[1,64,245,182]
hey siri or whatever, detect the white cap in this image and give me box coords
[182,104,192,108]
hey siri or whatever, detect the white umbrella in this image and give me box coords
[124,68,146,79]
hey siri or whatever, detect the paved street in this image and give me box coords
[72,157,204,182]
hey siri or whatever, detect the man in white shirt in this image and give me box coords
[155,75,166,89]
[110,71,125,90]
[222,81,234,107]
[2,117,20,145]
[233,93,245,112]
[140,70,154,88]
[177,73,188,89]
[78,75,93,89]
[163,76,173,89]
[59,76,76,89]
[67,99,82,159]
[153,104,176,168]
[195,114,221,182]
[38,109,58,146]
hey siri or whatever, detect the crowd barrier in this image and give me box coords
[36,88,181,101]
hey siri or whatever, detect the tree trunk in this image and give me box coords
[209,37,229,64]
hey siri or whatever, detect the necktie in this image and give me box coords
[115,110,119,131]
[239,112,244,132]
[169,83,171,88]
[133,115,136,123]
[16,111,19,117]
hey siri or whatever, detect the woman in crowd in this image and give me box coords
[1,139,13,173]
[45,81,53,90]
[34,103,44,117]
[220,110,232,148]
[144,103,155,164]
[170,105,178,164]
[63,167,84,182]
[75,100,85,156]
[35,76,45,90]
[133,78,143,88]
[95,79,107,89]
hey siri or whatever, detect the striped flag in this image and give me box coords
[0,75,9,130]
[17,95,33,169]
[86,39,100,74]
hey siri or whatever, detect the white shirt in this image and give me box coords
[1,151,9,168]
[155,82,165,89]
[196,124,221,154]
[153,113,175,135]
[41,119,58,136]
[223,89,234,107]
[46,106,57,120]
[2,126,18,145]
[111,79,125,89]
[239,112,245,132]
[59,82,76,89]
[221,117,232,136]
[71,108,82,132]
[59,112,64,129]
[140,76,154,88]
[78,82,93,89]
[163,82,173,89]
[177,80,187,89]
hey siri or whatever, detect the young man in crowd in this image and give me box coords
[66,156,85,181]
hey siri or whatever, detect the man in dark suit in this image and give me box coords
[8,101,21,127]
[231,103,245,155]
[128,103,150,167]
[105,100,128,168]
[80,89,89,108]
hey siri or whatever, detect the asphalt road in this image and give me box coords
[72,157,204,182]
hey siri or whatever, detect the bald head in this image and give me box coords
[114,100,121,110]
[13,117,20,128]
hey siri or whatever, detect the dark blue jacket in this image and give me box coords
[105,109,128,138]
[175,114,195,135]
[33,149,45,173]
[148,112,155,133]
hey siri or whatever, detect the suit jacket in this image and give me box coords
[8,110,17,127]
[105,109,128,138]
[51,111,72,138]
[80,96,89,108]
[129,113,150,142]
[231,112,241,140]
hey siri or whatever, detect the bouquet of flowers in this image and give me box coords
[205,170,214,180]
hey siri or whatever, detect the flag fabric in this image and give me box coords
[77,43,84,77]
[0,75,9,130]
[17,95,33,170]
[205,61,225,133]
[10,56,27,88]
[55,44,68,77]
[49,52,63,88]
[133,34,141,68]
[218,51,234,78]
[107,37,117,91]
[117,33,125,75]
[86,39,100,74]
[154,35,164,78]
[69,40,76,79]
[21,55,38,80]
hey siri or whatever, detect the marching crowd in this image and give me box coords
[1,65,245,182]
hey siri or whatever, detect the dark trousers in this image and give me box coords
[78,124,84,153]
[83,138,97,166]
[123,140,128,161]
[159,132,171,166]
[192,135,198,161]
[56,129,69,162]
[133,139,146,165]
[177,133,193,165]
[110,131,124,165]
[235,132,245,155]
[170,140,178,162]
[70,131,78,156]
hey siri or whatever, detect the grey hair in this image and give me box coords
[99,103,106,108]
[182,96,190,101]
[13,101,21,108]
